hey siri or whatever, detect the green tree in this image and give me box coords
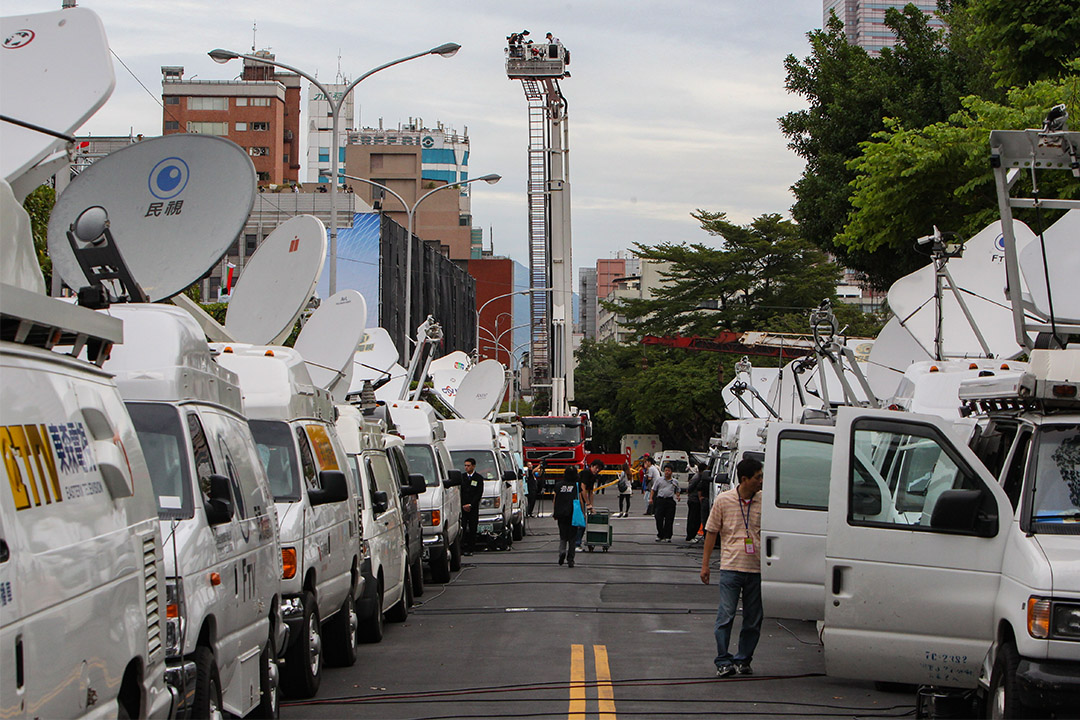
[606,212,839,338]
[22,184,55,288]
[965,0,1080,87]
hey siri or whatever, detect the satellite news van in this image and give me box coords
[388,400,463,583]
[0,182,174,718]
[106,305,283,719]
[444,419,515,550]
[497,430,526,541]
[214,344,363,698]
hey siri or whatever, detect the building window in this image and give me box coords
[186,121,228,135]
[235,97,247,107]
[164,96,179,105]
[251,121,269,132]
[228,239,239,256]
[245,234,258,255]
[250,98,271,107]
[235,122,247,132]
[283,154,289,162]
[248,147,269,157]
[164,121,179,131]
[317,147,329,162]
[257,171,270,181]
[188,96,228,111]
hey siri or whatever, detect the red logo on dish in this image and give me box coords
[288,236,300,252]
[3,30,34,50]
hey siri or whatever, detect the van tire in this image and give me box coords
[282,592,321,699]
[449,535,462,571]
[387,568,411,622]
[430,545,451,583]
[988,642,1034,719]
[324,591,358,668]
[411,556,425,597]
[358,581,384,643]
[191,647,222,720]
[251,641,280,718]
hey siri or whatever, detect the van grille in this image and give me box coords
[142,535,163,658]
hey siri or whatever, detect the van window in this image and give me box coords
[295,426,319,490]
[776,433,831,510]
[366,452,397,499]
[127,403,193,519]
[304,424,340,471]
[249,420,301,501]
[216,440,248,520]
[187,412,215,499]
[212,413,268,518]
[388,446,410,487]
[404,445,440,487]
[1028,423,1080,534]
[1002,429,1032,511]
[451,450,498,479]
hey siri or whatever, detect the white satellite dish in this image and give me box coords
[455,359,505,419]
[721,367,779,420]
[887,220,1035,360]
[351,328,400,379]
[1,8,114,187]
[294,290,367,402]
[429,350,473,406]
[224,215,327,344]
[47,134,256,301]
[374,363,409,403]
[1019,209,1080,324]
[865,317,934,401]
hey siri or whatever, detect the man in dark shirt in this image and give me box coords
[578,459,603,511]
[460,458,484,555]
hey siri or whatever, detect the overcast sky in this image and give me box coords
[9,0,822,276]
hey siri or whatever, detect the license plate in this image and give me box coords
[479,523,493,534]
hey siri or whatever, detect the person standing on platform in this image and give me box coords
[460,458,484,556]
[700,457,764,677]
[650,464,680,541]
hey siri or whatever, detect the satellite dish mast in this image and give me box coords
[48,134,256,301]
[224,214,327,344]
[1,7,114,200]
[294,289,367,402]
[455,359,506,420]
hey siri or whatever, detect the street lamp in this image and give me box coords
[208,42,460,296]
[328,170,501,336]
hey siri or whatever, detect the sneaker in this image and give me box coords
[567,557,575,568]
[558,553,565,566]
[715,664,736,678]
[655,537,663,542]
[734,662,753,675]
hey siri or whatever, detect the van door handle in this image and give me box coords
[831,566,845,595]
[765,537,775,557]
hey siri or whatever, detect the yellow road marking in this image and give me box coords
[594,644,617,719]
[569,644,585,719]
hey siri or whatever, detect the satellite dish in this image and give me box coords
[721,367,779,420]
[887,220,1036,360]
[865,317,934,401]
[1019,209,1080,324]
[47,134,256,301]
[429,351,472,406]
[0,179,45,293]
[1,8,114,186]
[351,328,400,380]
[374,363,409,403]
[224,215,327,344]
[294,290,367,402]
[455,359,505,419]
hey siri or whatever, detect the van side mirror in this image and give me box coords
[310,470,348,505]
[204,473,233,525]
[401,473,426,497]
[372,490,389,514]
[444,470,463,488]
[850,483,882,518]
[502,470,517,483]
[930,489,986,533]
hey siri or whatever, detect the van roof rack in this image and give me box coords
[0,282,121,366]
[959,349,1080,414]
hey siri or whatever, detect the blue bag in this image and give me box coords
[571,498,586,528]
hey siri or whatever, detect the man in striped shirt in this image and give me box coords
[700,457,764,677]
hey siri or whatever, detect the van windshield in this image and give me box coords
[450,450,499,480]
[1028,423,1080,533]
[127,402,193,520]
[404,445,440,488]
[662,459,689,473]
[249,420,301,502]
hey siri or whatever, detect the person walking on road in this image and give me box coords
[700,457,764,677]
[650,464,681,541]
[617,462,633,517]
[460,458,484,556]
[525,461,540,517]
[642,456,660,515]
[552,467,585,568]
[685,465,705,541]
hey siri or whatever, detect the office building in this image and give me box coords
[305,81,355,186]
[578,267,597,339]
[823,0,946,55]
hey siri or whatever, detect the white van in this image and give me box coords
[215,345,363,698]
[388,401,463,583]
[383,435,427,600]
[335,405,423,642]
[106,305,283,719]
[0,284,174,719]
[444,419,515,550]
[761,351,1080,718]
[656,450,691,491]
[497,430,526,540]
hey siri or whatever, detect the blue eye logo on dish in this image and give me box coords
[995,234,1006,253]
[148,157,189,200]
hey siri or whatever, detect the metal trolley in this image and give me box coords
[585,509,612,552]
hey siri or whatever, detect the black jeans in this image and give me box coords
[685,501,701,540]
[618,494,631,514]
[462,507,479,551]
[653,496,676,539]
[556,516,577,560]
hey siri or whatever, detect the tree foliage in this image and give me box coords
[22,184,55,288]
[964,0,1080,87]
[606,212,839,338]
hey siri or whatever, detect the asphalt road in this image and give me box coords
[283,497,917,720]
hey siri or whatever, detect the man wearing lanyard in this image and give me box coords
[699,457,764,677]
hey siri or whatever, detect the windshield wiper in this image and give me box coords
[1032,511,1080,522]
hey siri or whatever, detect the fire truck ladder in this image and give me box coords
[523,78,551,384]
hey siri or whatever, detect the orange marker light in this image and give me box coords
[209,572,221,586]
[282,548,297,579]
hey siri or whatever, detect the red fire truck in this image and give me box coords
[521,414,589,489]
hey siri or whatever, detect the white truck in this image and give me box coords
[444,419,515,550]
[389,400,463,583]
[620,434,662,466]
[0,279,175,719]
[215,344,363,698]
[107,305,283,719]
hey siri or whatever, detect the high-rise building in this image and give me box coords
[823,1,946,55]
[161,51,301,187]
[579,267,597,339]
[305,81,355,186]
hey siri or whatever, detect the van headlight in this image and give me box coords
[480,496,499,509]
[165,577,185,659]
[1051,602,1080,640]
[421,510,441,527]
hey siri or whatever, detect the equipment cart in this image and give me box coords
[585,509,612,552]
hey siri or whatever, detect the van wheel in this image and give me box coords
[387,568,411,622]
[191,647,223,720]
[430,544,451,584]
[512,520,524,541]
[358,581,384,643]
[282,592,321,699]
[411,556,425,597]
[988,642,1034,719]
[251,641,280,718]
[324,591,358,668]
[449,535,463,571]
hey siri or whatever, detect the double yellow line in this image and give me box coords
[569,644,616,719]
